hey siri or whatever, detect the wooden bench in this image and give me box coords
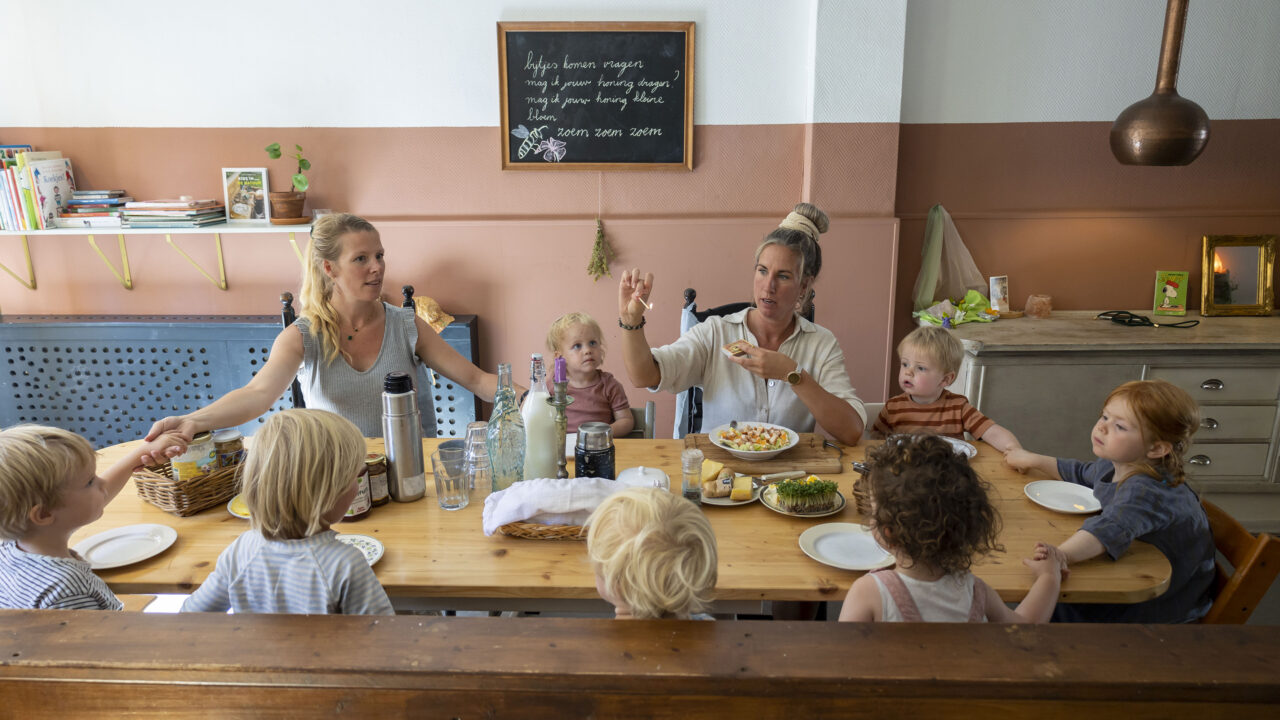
[2,610,1278,718]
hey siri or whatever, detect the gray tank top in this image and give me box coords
[294,303,435,438]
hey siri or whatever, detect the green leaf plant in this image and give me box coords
[264,143,311,193]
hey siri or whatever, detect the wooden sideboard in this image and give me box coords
[948,311,1280,532]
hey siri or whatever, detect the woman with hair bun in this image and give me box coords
[617,202,866,445]
[142,213,503,460]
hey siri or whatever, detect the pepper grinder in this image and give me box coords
[547,356,574,479]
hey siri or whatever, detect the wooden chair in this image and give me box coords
[1200,498,1280,624]
[679,288,816,436]
[626,401,656,439]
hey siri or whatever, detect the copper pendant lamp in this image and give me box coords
[1110,0,1210,165]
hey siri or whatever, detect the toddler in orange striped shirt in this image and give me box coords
[870,326,1021,452]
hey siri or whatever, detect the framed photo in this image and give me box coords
[1201,235,1277,317]
[1153,270,1189,316]
[221,168,269,222]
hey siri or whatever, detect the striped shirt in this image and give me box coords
[0,540,122,610]
[871,390,994,440]
[180,530,394,616]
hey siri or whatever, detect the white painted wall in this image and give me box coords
[0,0,904,128]
[901,0,1280,123]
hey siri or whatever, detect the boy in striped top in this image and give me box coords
[0,425,180,610]
[181,409,393,615]
[871,326,1021,453]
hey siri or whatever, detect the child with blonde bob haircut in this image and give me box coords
[872,325,1020,453]
[0,425,180,610]
[546,311,633,436]
[839,434,1064,623]
[1007,379,1215,623]
[586,487,717,619]
[181,409,393,615]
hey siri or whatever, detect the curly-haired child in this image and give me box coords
[839,434,1064,622]
[586,487,717,619]
[1006,379,1215,623]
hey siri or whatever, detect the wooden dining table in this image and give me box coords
[77,438,1171,611]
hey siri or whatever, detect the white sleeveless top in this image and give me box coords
[873,570,986,622]
[294,303,433,438]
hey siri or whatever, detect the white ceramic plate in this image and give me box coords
[227,493,250,519]
[701,476,761,506]
[708,422,800,462]
[760,485,846,518]
[1023,481,1101,514]
[336,534,385,566]
[939,436,977,458]
[798,523,895,571]
[73,524,178,570]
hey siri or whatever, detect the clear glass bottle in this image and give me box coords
[486,363,526,492]
[521,353,558,480]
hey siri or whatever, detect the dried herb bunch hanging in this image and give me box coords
[587,217,614,281]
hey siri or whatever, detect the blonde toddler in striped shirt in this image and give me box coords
[871,326,1021,453]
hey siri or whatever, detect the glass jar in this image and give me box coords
[172,431,216,482]
[681,448,704,504]
[212,429,244,468]
[344,467,372,521]
[365,452,389,507]
[575,422,615,479]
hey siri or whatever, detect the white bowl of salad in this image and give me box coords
[708,421,800,461]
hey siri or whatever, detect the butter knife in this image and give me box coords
[751,470,807,487]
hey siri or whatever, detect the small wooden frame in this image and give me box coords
[1202,235,1277,316]
[497,21,695,171]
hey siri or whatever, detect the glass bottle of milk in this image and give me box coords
[521,353,559,480]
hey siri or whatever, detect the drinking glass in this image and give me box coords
[464,421,491,492]
[432,447,470,511]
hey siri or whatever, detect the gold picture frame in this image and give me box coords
[1201,235,1277,316]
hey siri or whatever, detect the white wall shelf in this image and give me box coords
[0,222,311,293]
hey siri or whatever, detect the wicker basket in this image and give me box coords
[133,463,242,517]
[498,522,585,540]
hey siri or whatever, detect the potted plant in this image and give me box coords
[265,142,310,223]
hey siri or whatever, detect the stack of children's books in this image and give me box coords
[122,198,226,228]
[0,145,77,231]
[54,189,133,228]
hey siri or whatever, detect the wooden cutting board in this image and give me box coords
[683,433,843,474]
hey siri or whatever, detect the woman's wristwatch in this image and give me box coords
[786,363,803,386]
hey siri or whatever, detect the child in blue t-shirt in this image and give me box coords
[1006,379,1215,623]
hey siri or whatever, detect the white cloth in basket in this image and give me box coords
[482,477,626,536]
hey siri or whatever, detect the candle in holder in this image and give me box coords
[1212,252,1232,304]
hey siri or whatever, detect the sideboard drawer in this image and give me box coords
[1194,405,1278,442]
[1148,367,1280,403]
[1184,443,1270,478]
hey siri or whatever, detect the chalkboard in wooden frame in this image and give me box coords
[498,21,694,171]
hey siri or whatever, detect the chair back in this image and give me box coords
[626,401,656,439]
[1200,498,1280,624]
[280,292,305,409]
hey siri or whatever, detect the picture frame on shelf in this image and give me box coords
[221,168,269,222]
[1201,235,1277,317]
[1152,270,1189,316]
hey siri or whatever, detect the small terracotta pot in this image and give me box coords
[268,191,306,222]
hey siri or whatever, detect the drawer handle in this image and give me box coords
[1188,455,1212,466]
[1200,379,1224,391]
[1200,418,1219,430]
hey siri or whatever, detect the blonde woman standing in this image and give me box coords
[143,213,502,460]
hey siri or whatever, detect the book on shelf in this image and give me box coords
[2,168,24,230]
[66,196,133,206]
[0,145,33,169]
[72,189,127,198]
[59,210,122,217]
[123,207,225,218]
[27,157,77,230]
[124,198,220,210]
[125,216,228,228]
[54,215,123,228]
[0,170,16,230]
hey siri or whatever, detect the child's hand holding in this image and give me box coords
[134,432,190,471]
[1032,541,1071,582]
[1004,448,1035,473]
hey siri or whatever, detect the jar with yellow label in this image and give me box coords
[171,432,216,483]
[365,453,389,507]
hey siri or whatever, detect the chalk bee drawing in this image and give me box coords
[512,124,567,162]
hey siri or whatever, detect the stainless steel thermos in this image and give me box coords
[382,371,426,502]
